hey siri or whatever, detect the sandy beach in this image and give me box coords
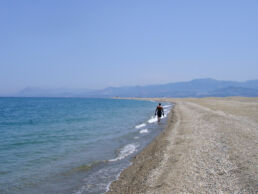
[108,97,258,193]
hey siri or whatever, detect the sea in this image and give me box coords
[0,97,172,194]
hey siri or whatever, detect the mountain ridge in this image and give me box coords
[13,78,258,97]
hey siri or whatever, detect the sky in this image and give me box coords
[1,0,258,95]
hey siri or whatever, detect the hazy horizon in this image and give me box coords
[1,1,258,95]
[1,77,258,97]
[9,77,258,92]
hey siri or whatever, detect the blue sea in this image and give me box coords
[0,98,172,194]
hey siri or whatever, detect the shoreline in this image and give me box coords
[107,97,258,193]
[107,102,177,193]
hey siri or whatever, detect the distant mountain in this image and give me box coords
[15,78,258,98]
[87,78,258,97]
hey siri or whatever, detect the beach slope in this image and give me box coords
[108,97,258,193]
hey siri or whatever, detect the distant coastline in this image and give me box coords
[5,78,258,98]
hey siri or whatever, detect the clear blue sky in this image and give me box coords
[1,0,258,95]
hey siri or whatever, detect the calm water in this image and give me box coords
[0,98,172,193]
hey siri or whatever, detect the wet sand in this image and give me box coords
[108,97,258,193]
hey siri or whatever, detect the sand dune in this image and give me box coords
[108,97,258,193]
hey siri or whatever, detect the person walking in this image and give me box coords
[155,103,164,122]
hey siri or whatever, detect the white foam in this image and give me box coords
[106,182,112,192]
[134,136,139,139]
[164,107,172,113]
[135,123,146,129]
[163,105,172,108]
[139,129,149,134]
[148,116,158,123]
[109,144,138,162]
[105,166,128,192]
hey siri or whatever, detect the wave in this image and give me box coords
[147,113,169,123]
[105,166,127,193]
[139,129,149,134]
[109,144,138,162]
[135,123,146,129]
[147,116,158,123]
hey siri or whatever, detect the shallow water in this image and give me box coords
[0,97,172,193]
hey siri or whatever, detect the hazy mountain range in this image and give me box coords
[13,78,258,98]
